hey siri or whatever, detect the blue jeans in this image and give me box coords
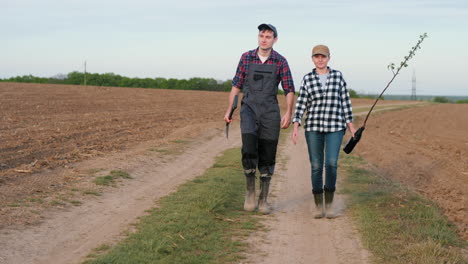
[305,130,345,194]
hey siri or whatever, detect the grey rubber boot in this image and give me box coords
[324,191,335,219]
[313,192,325,219]
[257,176,272,214]
[243,175,256,212]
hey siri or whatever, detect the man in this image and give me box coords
[224,23,295,214]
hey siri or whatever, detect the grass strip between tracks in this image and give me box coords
[340,154,467,264]
[84,147,261,264]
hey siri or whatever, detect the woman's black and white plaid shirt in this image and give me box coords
[293,67,353,132]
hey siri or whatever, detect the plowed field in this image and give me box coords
[354,104,468,239]
[0,82,230,214]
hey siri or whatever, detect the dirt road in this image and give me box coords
[244,128,371,264]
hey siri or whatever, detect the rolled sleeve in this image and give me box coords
[280,59,295,95]
[231,54,246,89]
[292,79,308,125]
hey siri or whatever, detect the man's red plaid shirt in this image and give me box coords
[232,48,295,95]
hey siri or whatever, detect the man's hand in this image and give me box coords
[281,111,291,129]
[224,87,241,123]
[224,112,233,123]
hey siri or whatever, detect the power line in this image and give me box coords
[84,60,87,86]
[411,68,416,100]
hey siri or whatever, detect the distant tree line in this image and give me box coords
[432,96,468,104]
[348,89,360,99]
[0,72,233,92]
[7,73,456,102]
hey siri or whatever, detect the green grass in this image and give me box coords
[86,244,113,259]
[109,170,132,179]
[94,176,115,186]
[50,200,66,206]
[87,168,105,175]
[94,244,112,252]
[340,154,467,264]
[94,170,132,186]
[28,198,44,204]
[84,148,261,264]
[70,200,83,206]
[148,148,170,153]
[171,139,189,144]
[82,190,102,196]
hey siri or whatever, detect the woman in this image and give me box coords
[292,44,356,219]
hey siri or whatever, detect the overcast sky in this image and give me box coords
[2,0,467,95]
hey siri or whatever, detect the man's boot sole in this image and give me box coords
[244,193,256,211]
[244,203,256,212]
[257,203,271,214]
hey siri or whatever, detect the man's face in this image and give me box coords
[258,30,277,51]
[312,54,330,70]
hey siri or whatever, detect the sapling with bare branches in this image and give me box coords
[343,33,428,154]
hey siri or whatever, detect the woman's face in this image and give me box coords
[312,54,330,70]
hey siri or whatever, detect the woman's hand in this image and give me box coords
[292,122,300,145]
[347,122,357,138]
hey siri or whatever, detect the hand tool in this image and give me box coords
[226,95,238,139]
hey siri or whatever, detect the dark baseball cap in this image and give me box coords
[258,23,277,38]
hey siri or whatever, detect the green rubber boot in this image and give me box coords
[313,192,325,219]
[243,175,256,212]
[325,190,336,219]
[257,176,272,214]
